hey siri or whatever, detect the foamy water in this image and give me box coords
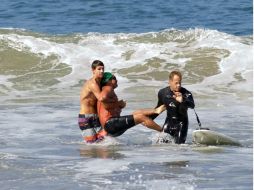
[0,29,252,98]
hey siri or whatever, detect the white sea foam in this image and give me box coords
[0,152,19,160]
[146,178,196,190]
[0,29,252,97]
[77,159,129,174]
[195,31,252,91]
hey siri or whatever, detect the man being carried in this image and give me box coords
[97,72,166,137]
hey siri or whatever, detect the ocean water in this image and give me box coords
[0,0,253,190]
[0,0,252,35]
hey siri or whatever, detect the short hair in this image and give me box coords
[169,70,182,81]
[91,60,104,70]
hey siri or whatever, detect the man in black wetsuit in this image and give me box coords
[151,71,195,144]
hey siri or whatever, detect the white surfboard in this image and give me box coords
[192,129,242,146]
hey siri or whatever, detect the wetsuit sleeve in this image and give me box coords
[183,90,195,109]
[175,90,194,116]
[150,89,164,120]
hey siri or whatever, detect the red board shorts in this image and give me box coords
[78,114,106,143]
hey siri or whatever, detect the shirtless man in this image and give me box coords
[97,72,166,137]
[79,60,107,143]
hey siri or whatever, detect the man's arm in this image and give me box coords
[99,86,125,109]
[90,81,117,103]
[150,90,164,120]
[176,89,195,115]
[103,100,126,110]
[182,90,195,109]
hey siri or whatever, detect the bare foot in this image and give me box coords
[155,105,166,114]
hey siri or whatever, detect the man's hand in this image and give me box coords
[118,99,126,108]
[173,92,183,103]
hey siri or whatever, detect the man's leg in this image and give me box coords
[132,113,163,132]
[132,105,165,116]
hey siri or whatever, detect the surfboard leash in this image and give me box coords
[194,108,202,129]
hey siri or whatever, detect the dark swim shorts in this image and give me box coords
[163,121,188,144]
[104,115,135,137]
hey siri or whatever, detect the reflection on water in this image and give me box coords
[164,160,190,168]
[192,145,225,154]
[79,146,125,159]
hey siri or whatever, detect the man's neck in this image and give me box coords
[93,76,101,84]
[169,86,181,93]
[169,86,173,92]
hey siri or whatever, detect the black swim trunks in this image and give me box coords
[104,115,135,137]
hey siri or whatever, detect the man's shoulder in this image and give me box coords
[101,85,114,93]
[81,78,97,94]
[159,86,169,91]
[87,77,96,85]
[158,86,170,93]
[181,87,192,94]
[82,78,92,86]
[87,77,101,89]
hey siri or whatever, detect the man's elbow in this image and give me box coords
[97,95,107,102]
[190,103,195,109]
[185,101,195,109]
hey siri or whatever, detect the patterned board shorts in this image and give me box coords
[78,114,106,143]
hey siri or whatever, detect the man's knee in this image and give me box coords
[133,113,146,124]
[132,110,142,115]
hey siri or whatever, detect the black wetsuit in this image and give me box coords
[151,86,195,144]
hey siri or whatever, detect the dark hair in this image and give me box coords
[169,70,182,81]
[91,60,104,70]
